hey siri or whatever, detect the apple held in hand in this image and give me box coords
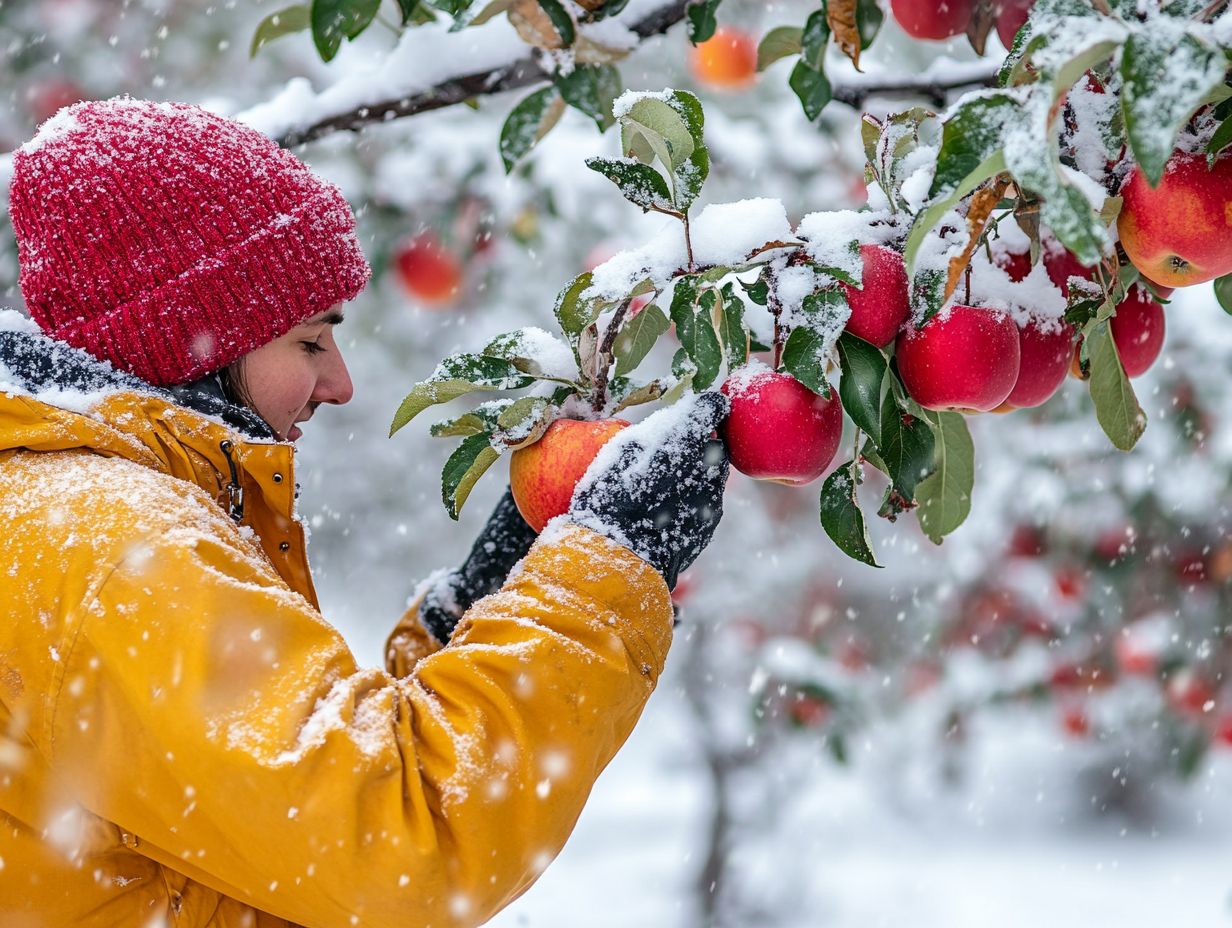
[509,418,630,532]
[841,244,911,348]
[720,368,842,486]
[891,0,974,39]
[895,305,1021,412]
[1118,151,1232,287]
[1002,319,1074,409]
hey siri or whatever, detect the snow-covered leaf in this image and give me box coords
[442,432,500,519]
[585,157,674,212]
[493,396,553,449]
[557,64,621,131]
[672,284,722,389]
[620,97,695,171]
[390,356,534,436]
[820,465,881,567]
[1121,27,1226,186]
[554,271,605,341]
[500,87,565,173]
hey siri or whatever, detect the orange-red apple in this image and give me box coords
[1119,151,1232,287]
[394,233,463,307]
[1003,319,1073,408]
[509,417,630,532]
[841,244,911,348]
[688,26,758,90]
[891,0,974,39]
[895,305,1021,412]
[720,369,842,485]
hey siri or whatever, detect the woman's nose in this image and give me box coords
[317,347,354,406]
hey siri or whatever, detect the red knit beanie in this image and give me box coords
[8,97,372,386]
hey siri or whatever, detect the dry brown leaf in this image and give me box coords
[965,0,998,56]
[827,0,862,71]
[509,0,568,50]
[944,177,1011,306]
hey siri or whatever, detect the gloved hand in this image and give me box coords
[418,486,537,644]
[568,392,730,589]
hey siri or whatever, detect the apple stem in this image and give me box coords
[591,298,632,412]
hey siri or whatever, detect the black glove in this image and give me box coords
[568,392,730,589]
[418,487,537,644]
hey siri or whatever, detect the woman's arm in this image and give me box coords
[45,500,671,928]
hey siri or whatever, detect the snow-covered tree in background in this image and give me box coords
[4,1,1232,924]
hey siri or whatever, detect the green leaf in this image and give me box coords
[251,4,311,56]
[464,0,515,24]
[673,286,723,390]
[1214,273,1232,315]
[535,0,575,46]
[442,433,500,519]
[395,0,422,23]
[800,7,828,67]
[620,97,695,171]
[836,332,886,442]
[686,0,723,43]
[482,327,576,380]
[499,87,565,173]
[879,402,935,501]
[741,273,770,305]
[614,304,670,377]
[1206,113,1232,160]
[914,411,974,543]
[390,356,534,436]
[789,61,831,122]
[820,465,881,567]
[553,271,603,340]
[493,396,553,449]
[310,0,379,61]
[856,0,883,49]
[556,64,622,131]
[780,327,831,398]
[584,0,631,21]
[612,378,666,412]
[1087,322,1146,451]
[757,26,803,70]
[663,90,709,211]
[928,93,1018,199]
[719,284,749,366]
[585,156,674,212]
[1122,28,1226,186]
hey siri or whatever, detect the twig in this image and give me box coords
[767,266,786,370]
[683,213,695,272]
[829,66,1001,110]
[591,297,632,412]
[276,0,691,148]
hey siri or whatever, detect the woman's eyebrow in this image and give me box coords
[305,310,346,327]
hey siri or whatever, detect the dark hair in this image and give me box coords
[218,358,255,411]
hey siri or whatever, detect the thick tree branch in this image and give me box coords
[830,64,1001,110]
[277,0,690,148]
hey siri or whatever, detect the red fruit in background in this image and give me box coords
[688,26,759,90]
[996,0,1034,48]
[1166,669,1215,717]
[1008,523,1046,558]
[509,418,630,532]
[721,369,842,486]
[790,695,830,728]
[1174,549,1208,585]
[1061,705,1089,738]
[1118,151,1232,288]
[394,233,463,307]
[840,244,911,348]
[895,305,1021,412]
[1214,714,1232,747]
[1109,284,1165,377]
[1053,566,1085,600]
[891,0,974,39]
[25,78,87,124]
[1003,319,1073,408]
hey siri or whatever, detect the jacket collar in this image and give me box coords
[0,314,319,607]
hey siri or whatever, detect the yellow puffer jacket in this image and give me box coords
[0,330,673,927]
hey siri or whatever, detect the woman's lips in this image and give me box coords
[288,424,303,441]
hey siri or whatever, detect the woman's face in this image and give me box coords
[239,305,354,441]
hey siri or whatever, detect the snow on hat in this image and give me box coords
[7,96,372,387]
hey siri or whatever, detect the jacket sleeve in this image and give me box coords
[44,499,673,928]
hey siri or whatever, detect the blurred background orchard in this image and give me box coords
[3,0,1232,924]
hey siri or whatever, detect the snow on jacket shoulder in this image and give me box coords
[0,324,673,927]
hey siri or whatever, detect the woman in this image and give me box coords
[0,98,728,927]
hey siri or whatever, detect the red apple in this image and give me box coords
[891,0,974,39]
[1109,284,1165,377]
[895,305,1021,412]
[25,78,87,124]
[509,417,630,532]
[1061,704,1090,738]
[841,244,911,348]
[394,233,463,307]
[720,369,843,486]
[1119,151,1232,288]
[1043,245,1096,298]
[1003,319,1073,408]
[1166,669,1215,717]
[996,0,1034,48]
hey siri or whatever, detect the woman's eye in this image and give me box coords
[301,341,327,355]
